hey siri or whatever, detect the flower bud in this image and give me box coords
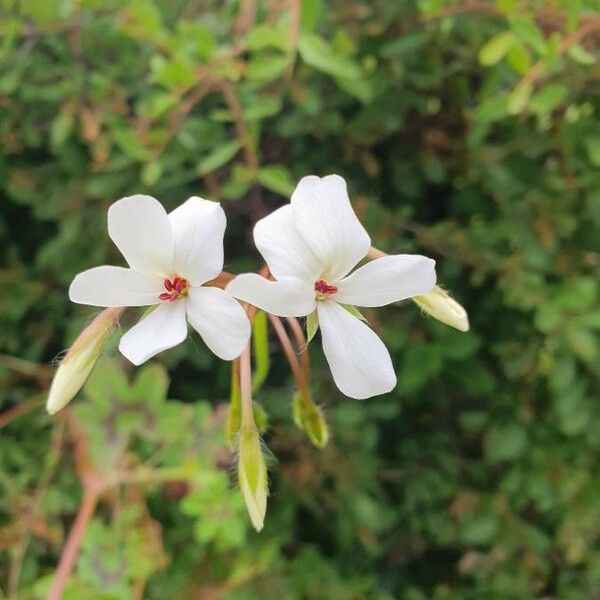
[292,391,329,449]
[414,286,469,332]
[46,307,122,415]
[237,425,268,532]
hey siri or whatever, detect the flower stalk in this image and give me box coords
[237,344,268,531]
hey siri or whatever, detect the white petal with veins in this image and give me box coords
[226,274,316,317]
[253,205,322,282]
[291,175,370,281]
[69,266,163,307]
[317,300,396,399]
[119,301,187,365]
[335,254,436,307]
[108,195,174,276]
[186,286,250,360]
[168,197,226,285]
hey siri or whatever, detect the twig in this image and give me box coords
[285,0,302,80]
[232,0,256,35]
[217,80,259,170]
[0,354,50,378]
[47,488,99,600]
[514,16,600,92]
[0,395,45,430]
[423,0,501,20]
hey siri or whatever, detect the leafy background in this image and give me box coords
[1,0,599,598]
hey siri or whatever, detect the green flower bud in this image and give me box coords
[292,391,329,449]
[46,308,122,415]
[237,425,268,532]
[414,286,469,332]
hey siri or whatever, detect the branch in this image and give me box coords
[47,488,99,600]
[0,395,45,430]
[515,16,600,91]
[216,80,258,171]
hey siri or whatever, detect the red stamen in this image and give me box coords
[159,276,189,302]
[314,280,338,295]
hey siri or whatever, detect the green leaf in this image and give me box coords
[508,15,547,55]
[462,515,500,545]
[298,34,362,80]
[50,109,74,149]
[252,310,270,393]
[246,25,289,52]
[568,44,596,66]
[506,42,531,74]
[196,140,242,176]
[150,55,195,89]
[339,304,367,322]
[584,136,600,167]
[300,0,322,32]
[141,160,162,186]
[507,81,533,114]
[246,54,289,82]
[124,0,163,37]
[210,98,282,122]
[257,165,294,197]
[306,310,319,343]
[485,424,527,462]
[112,127,151,161]
[334,75,374,105]
[244,97,282,121]
[478,31,515,66]
[530,83,568,114]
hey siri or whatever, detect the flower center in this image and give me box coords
[158,276,189,302]
[314,279,338,300]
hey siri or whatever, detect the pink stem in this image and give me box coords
[239,344,253,427]
[267,314,307,396]
[48,488,99,600]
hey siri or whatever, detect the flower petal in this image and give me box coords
[186,287,250,360]
[108,195,174,276]
[226,274,316,317]
[69,266,164,307]
[335,254,436,307]
[253,205,321,282]
[168,197,226,285]
[119,301,187,365]
[290,175,370,281]
[317,300,396,399]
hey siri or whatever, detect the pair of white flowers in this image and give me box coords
[69,174,437,400]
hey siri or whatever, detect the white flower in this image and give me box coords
[69,195,250,365]
[226,175,437,399]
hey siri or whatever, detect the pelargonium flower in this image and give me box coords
[226,175,436,399]
[69,195,250,365]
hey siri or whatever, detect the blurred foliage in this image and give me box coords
[1,0,600,598]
